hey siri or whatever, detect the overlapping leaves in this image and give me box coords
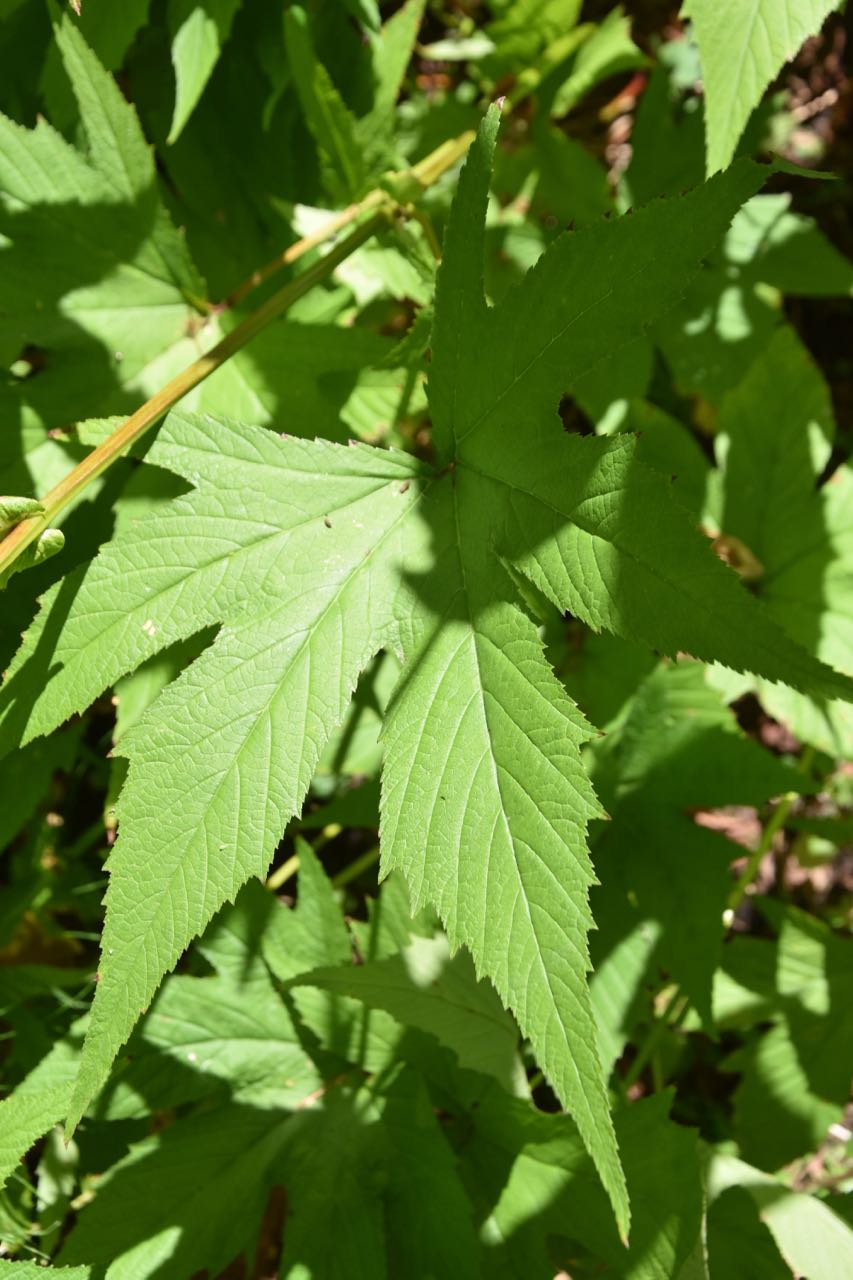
[4,102,853,1235]
[0,15,203,449]
[686,0,841,173]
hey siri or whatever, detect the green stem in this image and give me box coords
[0,210,387,582]
[266,838,379,893]
[222,191,387,310]
[408,130,475,189]
[266,852,301,893]
[333,844,380,889]
[623,986,687,1092]
[726,744,815,916]
[622,745,816,1094]
[0,129,476,583]
[222,128,473,309]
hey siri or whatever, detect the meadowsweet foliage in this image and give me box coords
[1,5,852,1277]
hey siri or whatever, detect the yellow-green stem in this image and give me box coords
[223,190,386,309]
[333,844,380,889]
[0,210,387,583]
[223,129,473,308]
[726,744,815,914]
[266,853,301,893]
[621,744,816,1094]
[623,986,687,1092]
[0,129,476,584]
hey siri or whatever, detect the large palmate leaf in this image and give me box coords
[4,108,853,1236]
[684,0,840,173]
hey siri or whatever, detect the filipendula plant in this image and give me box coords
[3,106,852,1236]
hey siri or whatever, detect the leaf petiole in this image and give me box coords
[0,130,476,586]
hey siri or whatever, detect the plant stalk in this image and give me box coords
[622,986,688,1092]
[223,191,387,310]
[0,210,387,582]
[0,129,476,584]
[222,129,474,308]
[621,745,817,1093]
[726,744,815,915]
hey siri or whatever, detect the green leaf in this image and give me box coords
[284,6,367,202]
[0,1266,93,1279]
[718,327,834,568]
[684,0,841,173]
[53,10,150,200]
[0,1023,83,1191]
[70,0,152,70]
[101,949,323,1119]
[727,193,853,297]
[0,727,77,850]
[708,1152,853,1280]
[589,662,807,1030]
[278,1070,480,1280]
[719,903,853,1169]
[605,399,711,519]
[34,1127,78,1258]
[494,117,613,231]
[269,868,470,1089]
[341,0,381,31]
[622,58,706,205]
[366,0,426,130]
[166,0,241,143]
[0,965,88,1011]
[0,1087,71,1192]
[712,935,778,1030]
[59,1104,290,1278]
[708,1186,792,1279]
[461,1089,704,1278]
[548,6,646,118]
[377,522,623,1220]
[774,904,853,1100]
[49,420,422,1129]
[295,933,527,1095]
[257,847,353,983]
[729,1021,841,1170]
[0,496,44,536]
[4,111,853,1240]
[649,183,849,410]
[716,325,853,754]
[0,14,204,442]
[0,418,423,750]
[378,1070,481,1278]
[482,0,584,83]
[589,917,661,1076]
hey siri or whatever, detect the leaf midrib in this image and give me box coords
[453,254,649,448]
[450,481,596,1118]
[459,455,819,680]
[58,479,404,696]
[96,474,434,1030]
